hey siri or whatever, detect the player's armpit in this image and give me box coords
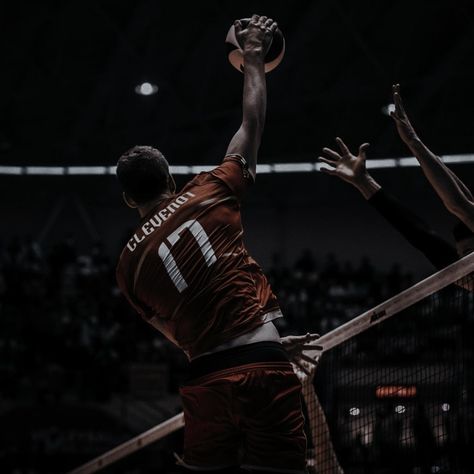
[225,123,259,181]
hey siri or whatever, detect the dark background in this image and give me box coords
[1,0,474,275]
[1,0,474,166]
[1,1,474,473]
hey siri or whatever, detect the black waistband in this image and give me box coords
[188,341,289,380]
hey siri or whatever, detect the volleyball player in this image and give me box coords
[317,88,474,264]
[115,15,319,474]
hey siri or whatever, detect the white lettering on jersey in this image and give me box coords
[126,191,196,252]
[158,219,217,292]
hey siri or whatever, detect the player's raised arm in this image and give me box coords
[390,84,474,231]
[225,15,277,181]
[318,137,458,269]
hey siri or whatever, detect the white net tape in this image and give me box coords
[68,251,474,474]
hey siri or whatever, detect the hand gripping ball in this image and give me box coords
[225,18,285,73]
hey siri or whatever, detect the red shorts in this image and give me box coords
[179,351,307,473]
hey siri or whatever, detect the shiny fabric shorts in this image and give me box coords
[178,342,307,473]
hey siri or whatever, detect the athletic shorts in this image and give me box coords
[178,341,307,473]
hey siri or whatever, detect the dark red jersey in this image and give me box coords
[116,156,282,359]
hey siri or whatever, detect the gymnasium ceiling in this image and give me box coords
[1,0,474,167]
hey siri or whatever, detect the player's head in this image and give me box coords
[116,145,176,208]
[452,220,474,257]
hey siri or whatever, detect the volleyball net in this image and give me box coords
[69,252,474,474]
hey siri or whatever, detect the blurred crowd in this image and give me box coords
[268,249,413,335]
[0,235,414,403]
[1,236,473,474]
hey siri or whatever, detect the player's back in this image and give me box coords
[116,157,281,359]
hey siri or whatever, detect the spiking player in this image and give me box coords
[115,15,319,474]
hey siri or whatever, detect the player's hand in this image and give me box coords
[390,83,420,145]
[318,137,371,186]
[234,14,278,57]
[281,332,322,377]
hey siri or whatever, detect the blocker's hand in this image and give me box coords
[281,332,323,377]
[390,83,420,145]
[318,137,370,186]
[234,14,278,56]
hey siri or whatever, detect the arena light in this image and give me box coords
[25,166,65,175]
[256,164,272,173]
[67,166,108,175]
[443,154,474,164]
[2,154,474,176]
[170,165,193,174]
[191,165,214,173]
[366,159,397,169]
[135,82,158,96]
[273,163,314,173]
[349,407,360,416]
[0,165,23,175]
[376,385,417,398]
[398,157,419,167]
[441,403,450,412]
[395,405,406,414]
[381,103,396,116]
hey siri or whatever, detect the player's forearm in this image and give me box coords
[408,138,473,214]
[242,50,267,145]
[369,187,459,269]
[352,174,381,200]
[224,51,266,180]
[447,166,474,201]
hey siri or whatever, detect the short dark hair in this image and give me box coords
[116,146,170,204]
[452,220,474,243]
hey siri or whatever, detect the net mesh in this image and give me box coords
[308,272,474,474]
[69,255,474,474]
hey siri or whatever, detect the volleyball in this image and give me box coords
[225,18,285,73]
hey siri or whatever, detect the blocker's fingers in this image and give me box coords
[359,142,370,157]
[317,156,337,166]
[336,137,351,155]
[264,18,274,28]
[270,22,278,33]
[322,147,342,161]
[250,13,260,24]
[259,15,268,24]
[393,91,407,117]
[393,91,402,108]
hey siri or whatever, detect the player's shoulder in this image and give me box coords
[180,166,222,193]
